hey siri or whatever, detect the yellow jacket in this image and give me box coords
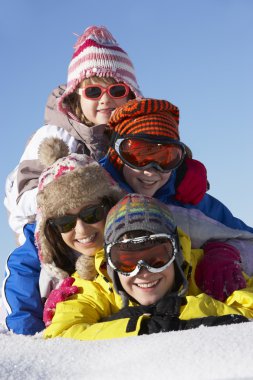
[44,229,253,340]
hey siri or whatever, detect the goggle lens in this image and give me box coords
[108,235,176,276]
[79,84,129,100]
[117,138,185,172]
[49,203,108,233]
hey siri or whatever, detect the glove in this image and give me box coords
[140,315,183,335]
[182,314,249,330]
[174,157,208,205]
[106,294,184,335]
[43,277,78,327]
[195,242,246,302]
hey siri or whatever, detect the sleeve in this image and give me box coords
[180,285,253,321]
[1,223,45,335]
[190,193,253,233]
[171,206,253,277]
[45,315,141,340]
[4,125,77,238]
[44,282,142,340]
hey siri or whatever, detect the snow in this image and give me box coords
[0,321,252,380]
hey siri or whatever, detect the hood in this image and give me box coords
[44,84,110,160]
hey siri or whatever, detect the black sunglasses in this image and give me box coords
[48,202,109,233]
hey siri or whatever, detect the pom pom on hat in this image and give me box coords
[37,138,96,192]
[38,137,69,167]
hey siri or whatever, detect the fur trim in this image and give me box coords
[41,262,69,280]
[38,137,69,167]
[36,142,124,279]
[75,255,97,280]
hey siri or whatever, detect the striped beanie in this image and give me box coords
[58,25,142,114]
[108,98,180,170]
[104,193,177,245]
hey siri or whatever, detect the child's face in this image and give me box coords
[60,203,106,257]
[79,79,129,125]
[122,165,172,196]
[118,265,175,306]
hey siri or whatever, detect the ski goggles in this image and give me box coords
[77,83,130,100]
[113,137,186,172]
[48,202,109,233]
[106,233,177,277]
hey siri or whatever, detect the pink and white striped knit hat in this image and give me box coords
[58,25,142,115]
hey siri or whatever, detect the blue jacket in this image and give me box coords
[1,223,44,335]
[100,156,253,233]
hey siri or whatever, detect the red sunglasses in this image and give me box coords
[113,137,186,172]
[77,83,130,100]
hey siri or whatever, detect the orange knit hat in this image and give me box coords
[108,98,180,170]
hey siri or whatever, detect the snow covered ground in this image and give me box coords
[0,321,252,380]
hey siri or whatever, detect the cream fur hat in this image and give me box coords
[35,137,124,280]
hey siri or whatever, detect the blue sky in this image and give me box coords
[1,0,253,279]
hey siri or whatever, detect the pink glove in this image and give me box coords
[43,277,78,327]
[195,242,246,302]
[174,157,208,205]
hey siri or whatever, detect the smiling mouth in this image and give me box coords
[138,179,157,186]
[135,279,160,288]
[76,233,96,244]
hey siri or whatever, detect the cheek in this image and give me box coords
[118,274,131,291]
[123,166,139,182]
[114,96,129,107]
[80,98,96,115]
[161,172,172,184]
[163,265,175,287]
[60,232,72,247]
[122,166,130,182]
[95,220,106,232]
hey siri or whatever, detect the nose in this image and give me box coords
[137,265,151,276]
[74,218,90,233]
[99,91,112,103]
[142,167,160,176]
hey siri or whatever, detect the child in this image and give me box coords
[1,137,124,335]
[44,194,250,341]
[103,97,253,234]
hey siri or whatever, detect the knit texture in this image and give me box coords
[108,98,180,170]
[58,25,142,114]
[104,193,177,244]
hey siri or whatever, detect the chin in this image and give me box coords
[79,248,97,257]
[138,296,160,306]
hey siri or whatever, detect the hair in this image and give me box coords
[44,196,116,275]
[64,77,135,127]
[119,230,151,240]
